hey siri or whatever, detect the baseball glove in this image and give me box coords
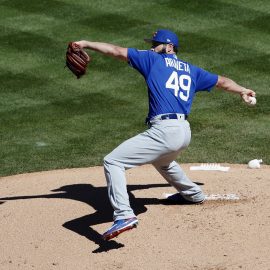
[66,42,90,79]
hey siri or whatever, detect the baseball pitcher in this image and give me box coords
[73,29,256,240]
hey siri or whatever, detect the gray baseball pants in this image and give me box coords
[103,118,205,221]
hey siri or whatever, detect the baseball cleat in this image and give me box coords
[162,192,205,204]
[102,217,138,241]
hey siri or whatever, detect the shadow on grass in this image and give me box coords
[0,0,96,20]
[166,0,268,20]
[78,13,149,32]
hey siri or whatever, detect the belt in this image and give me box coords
[159,113,187,120]
[146,113,188,126]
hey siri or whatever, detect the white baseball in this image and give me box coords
[248,96,256,105]
[248,159,262,169]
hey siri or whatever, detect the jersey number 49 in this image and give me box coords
[165,71,191,101]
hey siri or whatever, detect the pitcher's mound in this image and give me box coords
[0,164,269,269]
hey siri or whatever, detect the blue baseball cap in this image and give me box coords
[144,29,179,48]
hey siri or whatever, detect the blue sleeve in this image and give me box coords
[127,48,157,77]
[195,66,218,92]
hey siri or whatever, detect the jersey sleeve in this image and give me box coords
[127,48,157,77]
[195,66,218,92]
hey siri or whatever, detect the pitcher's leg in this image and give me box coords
[153,161,205,203]
[103,157,135,220]
[103,128,170,221]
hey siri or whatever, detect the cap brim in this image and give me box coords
[144,38,152,43]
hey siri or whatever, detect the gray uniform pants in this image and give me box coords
[103,118,205,221]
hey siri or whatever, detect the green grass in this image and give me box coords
[0,0,269,176]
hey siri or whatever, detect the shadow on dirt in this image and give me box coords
[0,183,172,253]
[0,181,203,253]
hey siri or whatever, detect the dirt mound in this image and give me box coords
[0,164,269,269]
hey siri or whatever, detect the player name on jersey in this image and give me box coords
[164,57,190,74]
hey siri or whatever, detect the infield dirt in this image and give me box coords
[0,164,269,270]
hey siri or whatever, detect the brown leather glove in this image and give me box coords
[66,42,90,79]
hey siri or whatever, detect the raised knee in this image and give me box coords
[103,154,112,167]
[103,151,128,173]
[103,154,122,169]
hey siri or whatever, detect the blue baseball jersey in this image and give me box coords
[127,48,218,119]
